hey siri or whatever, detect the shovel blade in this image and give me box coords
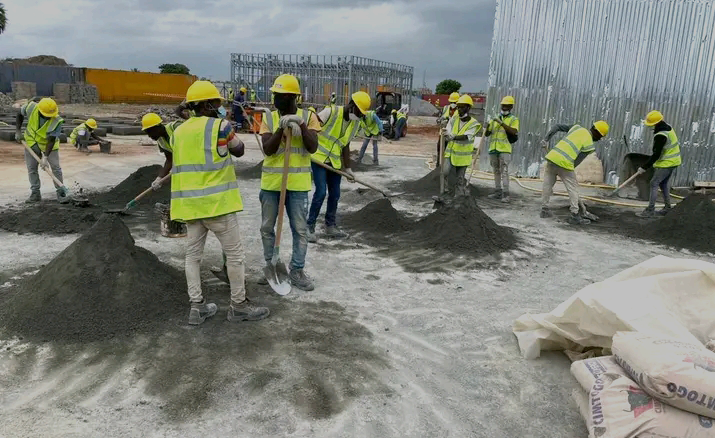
[263,262,291,296]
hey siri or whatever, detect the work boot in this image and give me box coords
[582,211,599,222]
[227,299,269,322]
[501,192,510,203]
[540,207,553,218]
[488,190,503,200]
[306,225,318,243]
[567,213,591,225]
[289,269,315,291]
[325,225,348,239]
[188,299,218,325]
[25,192,41,204]
[373,159,379,166]
[656,206,672,216]
[636,208,656,218]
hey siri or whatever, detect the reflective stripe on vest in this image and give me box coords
[69,123,88,144]
[654,129,682,168]
[313,106,360,170]
[261,109,313,191]
[170,117,243,221]
[445,117,480,167]
[488,114,518,154]
[545,125,593,171]
[24,102,63,151]
[158,121,180,153]
[397,112,406,120]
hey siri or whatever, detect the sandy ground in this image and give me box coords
[0,131,708,437]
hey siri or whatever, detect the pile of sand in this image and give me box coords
[0,214,186,342]
[341,198,412,235]
[93,164,170,207]
[236,161,263,179]
[395,168,485,198]
[643,194,715,253]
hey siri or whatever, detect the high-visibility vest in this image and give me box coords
[545,124,594,171]
[23,101,63,151]
[488,114,519,154]
[228,90,235,101]
[396,112,407,121]
[157,120,182,153]
[169,117,243,222]
[261,109,313,192]
[69,122,89,145]
[653,129,682,168]
[444,116,481,167]
[313,106,360,170]
[442,105,455,119]
[250,90,256,102]
[360,110,380,136]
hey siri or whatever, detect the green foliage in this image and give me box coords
[158,63,190,75]
[0,3,7,35]
[435,79,461,95]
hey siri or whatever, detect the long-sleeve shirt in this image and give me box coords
[643,122,671,169]
[544,124,592,167]
[446,114,480,142]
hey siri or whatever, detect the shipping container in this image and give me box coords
[0,62,84,96]
[85,69,197,104]
[486,0,715,185]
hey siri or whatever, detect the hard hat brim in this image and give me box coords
[270,86,301,94]
[644,120,659,127]
[39,109,58,118]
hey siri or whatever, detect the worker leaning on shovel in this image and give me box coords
[140,112,182,190]
[540,121,609,224]
[441,94,481,198]
[258,74,321,291]
[15,97,68,204]
[435,92,460,167]
[170,80,269,325]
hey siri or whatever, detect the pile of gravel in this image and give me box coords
[642,193,715,253]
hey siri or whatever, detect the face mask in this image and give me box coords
[450,103,456,109]
[349,113,360,121]
[217,106,227,118]
[501,110,510,116]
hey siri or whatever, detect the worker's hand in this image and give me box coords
[151,176,163,191]
[279,115,303,130]
[637,167,646,175]
[541,140,548,150]
[444,134,454,142]
[345,168,356,183]
[40,155,49,170]
[15,130,22,144]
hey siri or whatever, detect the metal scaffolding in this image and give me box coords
[230,53,414,107]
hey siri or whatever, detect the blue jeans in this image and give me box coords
[358,137,379,162]
[393,118,406,140]
[308,161,342,228]
[232,104,245,124]
[260,190,309,271]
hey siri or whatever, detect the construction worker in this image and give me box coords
[141,112,182,188]
[392,109,407,140]
[357,109,384,165]
[636,110,682,218]
[228,87,235,102]
[15,97,68,204]
[484,96,519,202]
[68,118,106,152]
[441,95,481,197]
[330,92,337,106]
[249,88,257,103]
[436,92,460,166]
[259,74,322,290]
[232,87,247,127]
[170,80,268,325]
[308,91,371,241]
[540,121,609,224]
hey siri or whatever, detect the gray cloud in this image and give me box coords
[0,0,496,91]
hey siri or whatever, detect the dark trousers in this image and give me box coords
[393,118,406,140]
[308,161,342,227]
[648,167,675,209]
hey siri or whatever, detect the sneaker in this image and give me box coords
[582,211,599,221]
[567,213,591,225]
[289,269,315,291]
[188,299,218,325]
[325,225,348,239]
[540,208,553,218]
[25,192,41,203]
[636,208,656,218]
[227,299,269,322]
[307,226,318,243]
[488,191,503,200]
[656,206,672,216]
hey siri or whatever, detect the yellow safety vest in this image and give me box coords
[488,114,519,154]
[313,106,360,170]
[444,116,481,167]
[396,112,407,121]
[23,101,63,151]
[360,110,380,136]
[169,117,243,222]
[654,129,682,168]
[157,120,181,153]
[68,122,89,145]
[545,125,594,171]
[261,109,313,192]
[442,105,455,119]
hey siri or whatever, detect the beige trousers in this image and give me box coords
[542,161,580,214]
[185,213,245,303]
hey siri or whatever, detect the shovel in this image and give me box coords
[264,125,294,296]
[22,141,89,207]
[467,127,487,185]
[106,173,171,214]
[310,159,398,197]
[432,132,447,208]
[610,170,643,198]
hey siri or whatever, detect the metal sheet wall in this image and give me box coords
[486,0,715,185]
[85,69,196,103]
[0,63,84,96]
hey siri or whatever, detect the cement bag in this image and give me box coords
[612,331,715,419]
[571,356,715,438]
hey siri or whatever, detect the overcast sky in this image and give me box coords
[0,0,496,92]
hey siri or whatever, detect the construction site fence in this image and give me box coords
[486,0,715,186]
[0,63,84,96]
[84,69,197,104]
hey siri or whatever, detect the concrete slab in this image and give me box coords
[112,126,144,136]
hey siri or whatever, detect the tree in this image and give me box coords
[0,3,7,35]
[159,63,190,75]
[131,68,139,72]
[435,79,461,95]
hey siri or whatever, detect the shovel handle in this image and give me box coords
[438,133,445,195]
[130,173,171,206]
[22,141,67,191]
[468,129,487,184]
[274,127,293,248]
[611,171,641,196]
[240,105,267,157]
[310,158,389,197]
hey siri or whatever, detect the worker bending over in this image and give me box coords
[635,111,682,218]
[307,91,371,241]
[141,112,182,190]
[15,98,68,204]
[540,121,609,224]
[259,74,321,291]
[357,109,384,165]
[170,80,268,325]
[484,96,519,202]
[436,92,460,166]
[442,95,481,197]
[391,109,407,140]
[69,118,105,152]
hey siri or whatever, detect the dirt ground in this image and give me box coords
[0,127,710,438]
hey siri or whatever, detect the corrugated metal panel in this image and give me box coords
[486,0,715,185]
[0,63,13,94]
[0,63,84,96]
[85,69,197,104]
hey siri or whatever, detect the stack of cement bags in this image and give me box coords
[571,332,715,437]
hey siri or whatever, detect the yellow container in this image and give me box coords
[85,68,197,104]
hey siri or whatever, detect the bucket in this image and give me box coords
[99,140,112,154]
[155,203,186,238]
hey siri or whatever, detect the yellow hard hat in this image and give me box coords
[448,92,460,103]
[500,96,515,105]
[240,87,247,93]
[141,113,163,131]
[86,118,98,129]
[391,109,397,113]
[270,74,301,94]
[186,80,222,103]
[351,91,371,115]
[38,98,58,118]
[593,120,609,137]
[644,110,663,126]
[457,94,474,106]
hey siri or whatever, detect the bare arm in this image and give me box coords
[341,145,351,170]
[159,151,173,177]
[45,137,56,155]
[544,124,572,142]
[261,129,284,156]
[300,122,318,153]
[174,102,190,120]
[229,141,245,157]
